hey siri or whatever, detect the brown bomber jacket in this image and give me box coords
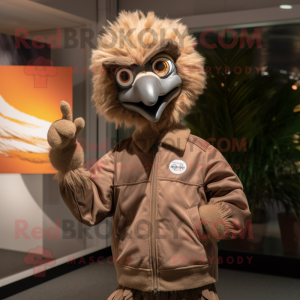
[60,124,251,293]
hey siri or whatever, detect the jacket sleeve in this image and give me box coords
[198,145,251,243]
[59,148,115,226]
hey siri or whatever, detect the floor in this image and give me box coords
[4,260,300,300]
[0,249,32,279]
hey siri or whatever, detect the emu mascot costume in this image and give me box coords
[47,11,250,300]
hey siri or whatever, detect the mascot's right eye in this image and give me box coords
[116,68,134,87]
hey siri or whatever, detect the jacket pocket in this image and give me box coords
[187,205,211,247]
[114,216,150,269]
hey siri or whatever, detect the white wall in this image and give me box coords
[0,26,96,258]
[0,175,43,252]
[0,1,119,288]
[0,1,116,261]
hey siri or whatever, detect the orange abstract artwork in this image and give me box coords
[0,61,72,173]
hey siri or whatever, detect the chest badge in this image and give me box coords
[169,159,187,174]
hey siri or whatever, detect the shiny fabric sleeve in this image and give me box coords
[199,145,251,243]
[59,149,115,226]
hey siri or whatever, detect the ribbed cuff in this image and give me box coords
[199,202,232,243]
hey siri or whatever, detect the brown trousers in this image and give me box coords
[107,283,219,300]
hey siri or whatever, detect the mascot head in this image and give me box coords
[91,11,205,131]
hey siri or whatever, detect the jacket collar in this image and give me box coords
[132,124,191,153]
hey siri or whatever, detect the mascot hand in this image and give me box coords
[47,101,85,173]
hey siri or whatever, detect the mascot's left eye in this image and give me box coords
[116,68,134,87]
[152,57,173,77]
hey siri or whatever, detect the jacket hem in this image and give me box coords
[114,261,217,292]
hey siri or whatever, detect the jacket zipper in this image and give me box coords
[151,142,159,296]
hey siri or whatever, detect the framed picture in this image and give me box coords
[0,61,72,173]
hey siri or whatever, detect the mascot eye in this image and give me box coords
[152,58,173,77]
[116,68,134,87]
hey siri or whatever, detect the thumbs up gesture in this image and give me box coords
[47,101,85,173]
[48,101,84,150]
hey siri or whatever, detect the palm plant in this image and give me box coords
[185,32,300,223]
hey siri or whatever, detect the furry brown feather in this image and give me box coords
[90,10,206,130]
[55,168,90,191]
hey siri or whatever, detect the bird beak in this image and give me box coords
[131,74,163,106]
[118,72,182,122]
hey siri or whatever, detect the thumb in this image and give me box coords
[60,101,72,121]
[74,117,85,137]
